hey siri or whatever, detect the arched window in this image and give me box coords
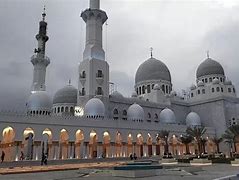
[96,87,103,95]
[142,86,145,94]
[155,113,158,119]
[209,77,212,82]
[65,106,69,112]
[113,108,119,120]
[212,88,215,93]
[198,90,200,94]
[162,85,165,93]
[123,110,127,120]
[61,107,64,112]
[96,70,103,78]
[166,86,168,94]
[202,89,205,94]
[70,107,74,114]
[221,87,224,92]
[216,87,220,92]
[228,88,231,93]
[139,87,142,95]
[191,93,194,97]
[147,85,151,93]
[82,88,85,96]
[81,71,86,78]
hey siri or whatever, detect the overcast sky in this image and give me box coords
[0,0,239,110]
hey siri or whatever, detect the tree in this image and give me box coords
[180,135,193,154]
[222,125,239,154]
[211,137,223,153]
[157,130,170,155]
[186,126,207,155]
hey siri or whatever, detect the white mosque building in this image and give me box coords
[0,0,239,162]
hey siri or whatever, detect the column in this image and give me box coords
[152,144,156,156]
[80,142,84,158]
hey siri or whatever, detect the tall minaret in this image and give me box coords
[31,7,50,93]
[81,0,108,61]
[78,0,109,106]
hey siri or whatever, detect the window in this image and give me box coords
[57,107,60,113]
[96,70,103,78]
[81,71,86,78]
[65,107,69,112]
[209,77,212,82]
[202,79,204,83]
[82,88,85,96]
[198,90,200,94]
[191,93,194,97]
[216,87,220,92]
[155,113,158,119]
[142,86,145,94]
[220,77,223,82]
[113,109,119,120]
[228,88,231,93]
[205,78,208,83]
[148,113,151,119]
[61,107,64,112]
[122,110,127,120]
[233,88,236,93]
[162,85,165,93]
[152,84,155,89]
[221,88,223,92]
[96,87,103,95]
[136,88,138,95]
[202,89,205,94]
[70,107,74,113]
[139,87,142,95]
[166,86,168,94]
[212,88,215,93]
[147,85,151,93]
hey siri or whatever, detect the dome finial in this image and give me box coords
[206,50,210,58]
[150,47,153,58]
[68,79,71,85]
[42,5,46,21]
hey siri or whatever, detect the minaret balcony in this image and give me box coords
[79,74,86,85]
[31,55,50,66]
[81,9,108,24]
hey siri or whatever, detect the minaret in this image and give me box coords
[31,6,50,93]
[81,0,108,61]
[78,0,109,106]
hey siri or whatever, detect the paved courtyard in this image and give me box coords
[0,163,239,180]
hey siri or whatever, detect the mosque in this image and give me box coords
[0,0,239,162]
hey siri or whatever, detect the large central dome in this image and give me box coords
[135,57,171,84]
[196,58,224,78]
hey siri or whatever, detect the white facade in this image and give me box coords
[1,0,239,162]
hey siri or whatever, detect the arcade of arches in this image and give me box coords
[0,126,234,161]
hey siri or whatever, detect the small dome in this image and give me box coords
[186,112,201,126]
[159,108,176,124]
[27,91,52,112]
[53,85,77,104]
[111,91,124,98]
[212,78,220,84]
[153,84,161,90]
[196,58,224,78]
[135,57,171,84]
[197,81,204,87]
[224,80,232,85]
[84,98,105,117]
[131,91,137,98]
[127,103,144,121]
[190,84,196,90]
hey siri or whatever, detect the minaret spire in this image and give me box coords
[90,0,100,9]
[207,50,210,58]
[30,6,50,92]
[150,47,153,58]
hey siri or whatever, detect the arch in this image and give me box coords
[102,131,111,157]
[89,130,98,158]
[115,131,123,157]
[136,133,144,157]
[41,128,53,160]
[59,129,69,159]
[127,133,133,156]
[147,133,153,157]
[75,129,84,159]
[113,108,119,120]
[1,126,15,161]
[65,106,69,112]
[22,127,35,160]
[122,110,127,120]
